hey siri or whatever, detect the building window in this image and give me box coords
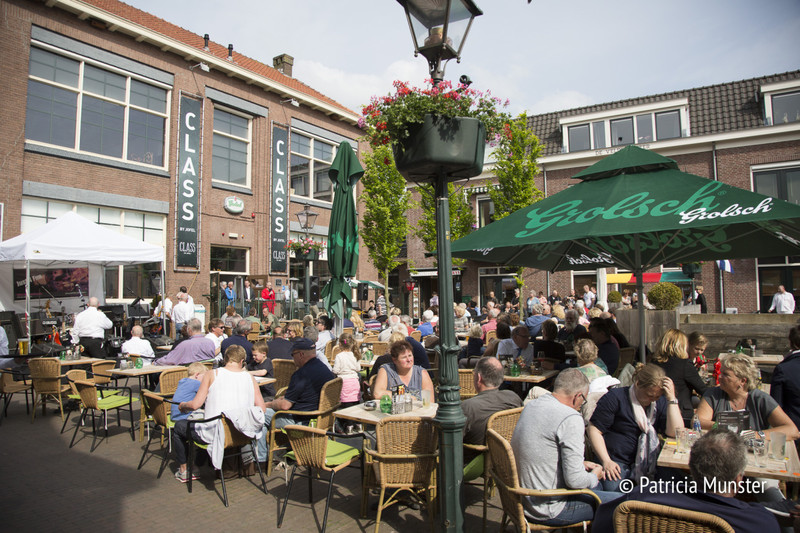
[771,91,800,125]
[210,246,248,273]
[25,47,168,167]
[610,117,634,146]
[212,107,251,187]
[477,197,495,228]
[754,166,800,205]
[20,198,165,301]
[568,124,590,152]
[655,110,681,140]
[290,132,335,202]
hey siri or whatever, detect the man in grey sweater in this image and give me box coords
[510,369,621,527]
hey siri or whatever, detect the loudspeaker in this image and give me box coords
[29,342,63,356]
[310,276,320,304]
[358,283,369,301]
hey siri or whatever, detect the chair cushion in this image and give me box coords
[96,395,138,410]
[285,439,360,468]
[462,453,485,482]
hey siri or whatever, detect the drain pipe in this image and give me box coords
[712,142,724,312]
[543,166,550,297]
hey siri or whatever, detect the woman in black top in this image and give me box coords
[650,329,707,426]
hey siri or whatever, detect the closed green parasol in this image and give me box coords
[321,141,363,320]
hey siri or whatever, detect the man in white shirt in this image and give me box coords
[72,296,113,358]
[121,325,155,363]
[769,285,796,314]
[178,286,194,308]
[171,292,195,340]
[497,325,535,366]
[242,280,254,316]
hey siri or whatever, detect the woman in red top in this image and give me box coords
[261,281,276,313]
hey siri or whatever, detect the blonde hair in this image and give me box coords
[187,362,207,377]
[651,329,689,363]
[632,363,666,390]
[287,323,303,338]
[722,353,759,391]
[223,345,246,365]
[588,307,603,319]
[389,331,406,343]
[688,331,708,350]
[350,311,365,329]
[574,338,598,366]
[455,304,465,318]
[338,332,361,360]
[551,304,565,320]
[469,324,482,338]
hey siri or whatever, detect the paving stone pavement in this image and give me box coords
[0,393,509,532]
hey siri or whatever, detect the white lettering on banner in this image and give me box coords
[566,252,616,266]
[176,96,202,267]
[271,125,289,272]
[185,112,196,130]
[476,248,495,256]
[679,197,773,224]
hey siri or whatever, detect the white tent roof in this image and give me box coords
[0,211,164,266]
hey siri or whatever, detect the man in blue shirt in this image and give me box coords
[524,303,549,338]
[417,309,435,338]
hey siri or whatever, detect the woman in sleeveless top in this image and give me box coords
[372,339,434,401]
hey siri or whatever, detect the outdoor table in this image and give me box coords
[360,360,375,369]
[110,364,184,392]
[503,369,559,384]
[255,376,276,387]
[59,357,105,367]
[658,433,800,484]
[334,400,438,426]
[717,352,784,367]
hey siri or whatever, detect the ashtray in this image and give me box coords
[363,401,377,411]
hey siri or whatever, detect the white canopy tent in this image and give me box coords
[0,211,166,342]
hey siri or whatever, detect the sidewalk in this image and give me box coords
[0,394,506,532]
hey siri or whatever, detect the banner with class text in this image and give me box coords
[175,95,203,268]
[270,123,289,273]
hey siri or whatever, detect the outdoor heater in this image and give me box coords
[396,1,483,531]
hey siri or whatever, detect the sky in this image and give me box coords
[126,0,800,117]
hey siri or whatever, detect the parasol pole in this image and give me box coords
[634,234,646,363]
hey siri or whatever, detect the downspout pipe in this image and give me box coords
[712,142,725,312]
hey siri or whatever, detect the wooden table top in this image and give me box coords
[658,435,800,482]
[717,352,785,366]
[334,401,438,425]
[59,357,105,367]
[503,369,559,383]
[156,345,173,351]
[109,365,184,376]
[255,376,276,387]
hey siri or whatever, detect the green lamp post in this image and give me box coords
[396,1,483,531]
[296,203,319,317]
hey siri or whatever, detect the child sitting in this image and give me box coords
[333,332,362,433]
[247,340,275,400]
[170,362,207,482]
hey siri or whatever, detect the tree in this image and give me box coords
[415,182,474,266]
[359,145,411,284]
[486,112,544,220]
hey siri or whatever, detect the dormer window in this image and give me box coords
[761,80,800,126]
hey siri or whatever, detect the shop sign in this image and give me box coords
[175,95,202,268]
[270,124,289,272]
[223,196,244,214]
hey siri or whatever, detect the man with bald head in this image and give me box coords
[72,296,112,358]
[121,325,155,363]
[461,357,522,449]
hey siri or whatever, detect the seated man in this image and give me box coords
[524,303,549,339]
[154,318,215,365]
[532,320,567,362]
[417,310,435,338]
[511,368,620,527]
[497,325,535,365]
[588,317,620,375]
[593,428,781,532]
[462,357,522,459]
[267,330,294,360]
[121,325,155,363]
[221,320,253,364]
[363,309,382,332]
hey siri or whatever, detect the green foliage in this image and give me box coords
[359,146,411,284]
[415,183,474,266]
[486,113,544,220]
[607,290,622,303]
[647,282,683,310]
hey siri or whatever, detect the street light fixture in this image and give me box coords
[397,0,482,85]
[397,1,482,531]
[296,203,319,316]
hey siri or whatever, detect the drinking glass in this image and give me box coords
[421,390,432,408]
[752,439,767,467]
[676,428,689,453]
[770,431,786,459]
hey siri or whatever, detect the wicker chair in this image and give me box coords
[324,340,336,365]
[137,390,174,478]
[158,367,188,396]
[277,425,362,532]
[0,368,31,424]
[361,416,439,533]
[614,347,637,378]
[272,359,297,398]
[266,377,343,476]
[485,329,498,344]
[68,378,138,451]
[458,369,477,399]
[91,360,117,386]
[487,428,601,532]
[187,413,268,507]
[370,342,388,357]
[613,500,735,533]
[247,321,261,342]
[410,331,422,342]
[29,357,69,423]
[486,406,523,441]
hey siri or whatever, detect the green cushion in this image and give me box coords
[463,453,485,482]
[68,390,122,401]
[96,395,138,410]
[285,439,360,467]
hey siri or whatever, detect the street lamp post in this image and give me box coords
[396,2,482,531]
[296,203,319,318]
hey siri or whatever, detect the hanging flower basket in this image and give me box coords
[296,250,319,261]
[392,114,486,182]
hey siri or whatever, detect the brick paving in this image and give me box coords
[0,393,507,533]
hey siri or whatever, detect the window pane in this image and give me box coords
[592,121,606,149]
[611,117,634,146]
[123,226,142,240]
[48,202,73,218]
[478,198,495,228]
[636,114,653,143]
[292,133,311,156]
[568,124,590,152]
[754,171,779,199]
[212,134,248,185]
[99,207,120,225]
[213,108,249,139]
[21,216,45,234]
[104,266,120,300]
[786,169,800,205]
[772,91,800,125]
[314,162,333,202]
[129,80,166,113]
[127,109,165,166]
[25,80,77,148]
[291,154,310,197]
[144,228,163,245]
[125,211,144,227]
[144,214,163,229]
[80,95,124,157]
[21,198,48,217]
[314,141,334,162]
[83,64,126,102]
[656,110,681,140]
[76,205,99,222]
[28,48,79,87]
[210,246,247,272]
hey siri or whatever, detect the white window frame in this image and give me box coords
[209,245,250,275]
[211,105,253,189]
[760,80,800,126]
[289,130,337,203]
[25,43,171,169]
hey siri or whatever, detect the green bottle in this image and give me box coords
[380,394,392,414]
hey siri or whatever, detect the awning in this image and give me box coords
[606,272,692,284]
[411,269,462,277]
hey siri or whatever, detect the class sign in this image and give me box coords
[175,95,202,268]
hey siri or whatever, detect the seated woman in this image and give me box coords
[650,329,706,427]
[533,320,566,362]
[696,353,798,440]
[453,304,469,331]
[372,339,434,401]
[175,345,265,476]
[575,338,608,382]
[588,364,683,491]
[286,322,304,340]
[459,324,485,369]
[687,331,709,381]
[222,305,242,329]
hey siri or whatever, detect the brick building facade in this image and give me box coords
[0,0,373,317]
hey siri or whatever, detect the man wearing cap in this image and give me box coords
[262,337,335,430]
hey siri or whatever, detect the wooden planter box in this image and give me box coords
[393,114,486,182]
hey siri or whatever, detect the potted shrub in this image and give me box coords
[647,282,683,310]
[607,290,622,304]
[360,80,510,182]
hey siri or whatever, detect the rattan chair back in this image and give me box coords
[325,340,336,364]
[142,390,170,428]
[342,327,353,335]
[74,379,101,409]
[158,367,188,396]
[29,358,62,395]
[486,407,523,442]
[222,415,252,447]
[316,377,343,430]
[458,369,477,399]
[91,361,116,385]
[370,341,388,356]
[272,359,296,394]
[0,369,30,394]
[613,500,735,533]
[485,329,497,344]
[410,330,422,342]
[65,369,87,396]
[486,428,526,528]
[375,416,439,485]
[284,424,331,471]
[615,347,637,378]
